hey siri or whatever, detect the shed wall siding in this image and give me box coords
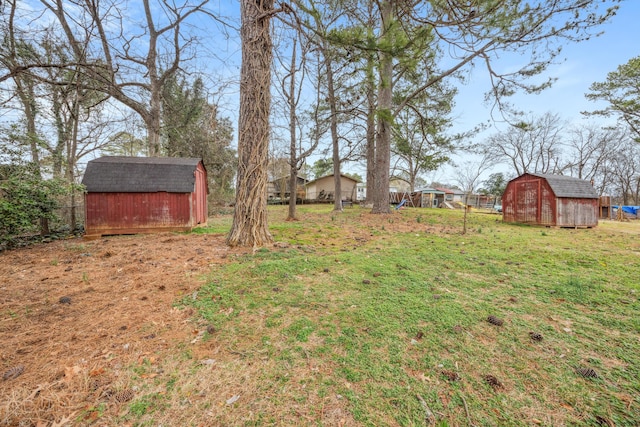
[85,192,193,234]
[510,179,558,225]
[557,198,598,227]
[540,181,556,226]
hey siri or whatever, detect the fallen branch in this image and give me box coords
[460,394,476,427]
[416,394,435,425]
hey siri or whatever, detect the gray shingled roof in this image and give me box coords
[527,173,599,199]
[82,156,202,193]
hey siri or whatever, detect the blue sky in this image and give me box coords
[80,1,640,183]
[10,1,637,184]
[452,0,639,132]
[420,0,640,185]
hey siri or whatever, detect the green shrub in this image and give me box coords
[0,164,69,243]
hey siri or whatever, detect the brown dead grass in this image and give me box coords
[0,211,418,426]
[0,232,249,426]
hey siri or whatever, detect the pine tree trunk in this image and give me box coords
[324,53,342,211]
[371,0,393,214]
[365,57,376,207]
[227,0,274,247]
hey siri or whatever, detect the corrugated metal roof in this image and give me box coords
[526,173,599,199]
[82,156,202,193]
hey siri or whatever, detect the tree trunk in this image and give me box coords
[324,52,342,211]
[287,171,298,219]
[365,56,376,207]
[16,77,50,234]
[371,0,393,214]
[227,0,274,248]
[51,87,66,178]
[147,101,162,156]
[67,91,81,231]
[287,41,298,221]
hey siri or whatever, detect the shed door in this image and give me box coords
[515,180,539,223]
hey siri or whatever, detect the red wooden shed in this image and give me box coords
[502,173,599,228]
[82,156,208,237]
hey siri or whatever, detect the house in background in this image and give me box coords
[305,174,359,202]
[356,182,367,201]
[435,187,465,204]
[267,175,308,202]
[415,187,446,207]
[502,172,599,228]
[82,156,208,238]
[389,178,411,194]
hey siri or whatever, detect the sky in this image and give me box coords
[454,1,640,130]
[433,0,640,186]
[5,1,639,185]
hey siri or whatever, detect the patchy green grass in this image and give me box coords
[135,205,640,426]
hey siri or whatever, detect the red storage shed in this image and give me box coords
[82,156,208,237]
[502,173,599,228]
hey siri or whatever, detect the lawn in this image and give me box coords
[183,205,639,426]
[2,204,639,426]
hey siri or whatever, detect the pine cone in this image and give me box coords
[575,367,598,379]
[114,388,135,402]
[441,370,460,381]
[529,331,543,342]
[2,365,24,381]
[487,315,504,326]
[483,374,503,389]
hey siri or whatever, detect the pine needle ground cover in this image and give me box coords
[182,206,639,426]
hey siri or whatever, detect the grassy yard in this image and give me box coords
[137,205,639,426]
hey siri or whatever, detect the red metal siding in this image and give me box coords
[505,178,556,225]
[85,192,192,235]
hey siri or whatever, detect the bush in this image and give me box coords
[0,164,69,244]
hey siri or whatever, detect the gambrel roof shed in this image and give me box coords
[82,156,203,193]
[502,172,598,228]
[82,156,208,238]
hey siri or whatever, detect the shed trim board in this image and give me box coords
[82,156,208,237]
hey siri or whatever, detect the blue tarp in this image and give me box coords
[613,206,640,215]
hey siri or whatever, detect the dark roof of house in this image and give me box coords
[82,156,203,193]
[524,173,599,199]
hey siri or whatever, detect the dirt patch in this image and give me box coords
[0,232,249,426]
